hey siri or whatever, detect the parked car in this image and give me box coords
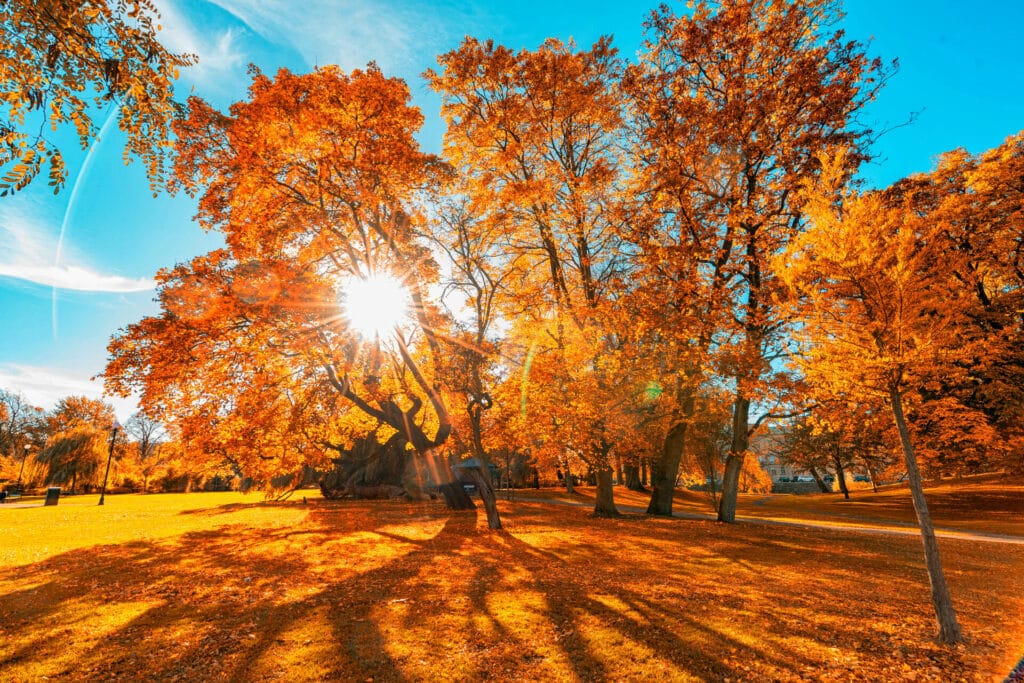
[853,474,870,482]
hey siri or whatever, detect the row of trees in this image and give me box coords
[7,0,1019,644]
[105,2,1020,506]
[0,389,216,493]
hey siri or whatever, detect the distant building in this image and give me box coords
[752,426,801,482]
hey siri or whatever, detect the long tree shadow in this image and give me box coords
[476,502,999,678]
[1,496,1017,681]
[0,499,447,679]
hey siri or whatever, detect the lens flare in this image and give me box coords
[341,273,410,338]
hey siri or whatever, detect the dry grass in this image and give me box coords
[743,478,1024,536]
[1,489,1022,681]
[522,478,1024,537]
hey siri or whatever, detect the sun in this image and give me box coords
[341,273,411,338]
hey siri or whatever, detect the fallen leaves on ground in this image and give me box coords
[1,490,1022,681]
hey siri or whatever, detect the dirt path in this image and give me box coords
[517,494,1024,546]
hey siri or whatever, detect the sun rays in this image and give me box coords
[341,273,412,338]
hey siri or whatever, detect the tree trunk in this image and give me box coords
[718,453,742,521]
[890,384,963,644]
[833,455,850,499]
[466,466,501,530]
[647,392,693,516]
[437,481,477,510]
[615,453,624,486]
[718,396,750,523]
[808,466,830,493]
[431,453,476,511]
[640,459,648,486]
[466,401,503,528]
[625,464,645,492]
[564,465,575,494]
[865,460,879,493]
[592,468,619,517]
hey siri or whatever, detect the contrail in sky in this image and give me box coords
[52,104,120,339]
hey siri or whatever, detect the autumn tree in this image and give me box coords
[36,395,116,491]
[0,389,42,458]
[609,226,711,515]
[890,135,1024,474]
[778,416,833,491]
[0,0,194,194]
[105,65,480,509]
[624,0,887,522]
[123,410,165,491]
[428,36,631,516]
[107,252,345,493]
[47,394,115,433]
[424,199,514,527]
[0,390,47,486]
[784,149,968,643]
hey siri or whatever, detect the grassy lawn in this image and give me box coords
[1,489,1022,681]
[520,477,1024,537]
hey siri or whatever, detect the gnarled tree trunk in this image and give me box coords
[464,390,502,529]
[466,465,501,529]
[326,362,474,512]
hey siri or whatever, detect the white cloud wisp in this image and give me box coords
[205,0,480,75]
[151,0,247,90]
[0,206,156,292]
[0,363,139,422]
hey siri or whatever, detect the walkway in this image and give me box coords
[516,495,1024,546]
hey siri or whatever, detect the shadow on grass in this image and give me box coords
[175,499,306,516]
[1,497,1020,681]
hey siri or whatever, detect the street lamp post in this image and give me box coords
[16,442,30,491]
[98,420,121,506]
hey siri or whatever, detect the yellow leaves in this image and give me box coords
[106,65,463,488]
[786,133,1024,476]
[18,491,1024,680]
[0,0,194,194]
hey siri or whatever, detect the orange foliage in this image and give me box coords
[429,37,632,514]
[105,66,455,492]
[0,0,193,194]
[623,0,888,521]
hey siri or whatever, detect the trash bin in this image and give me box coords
[44,487,61,506]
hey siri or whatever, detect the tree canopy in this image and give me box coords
[95,0,1024,644]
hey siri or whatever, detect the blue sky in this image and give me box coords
[2,0,1023,419]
